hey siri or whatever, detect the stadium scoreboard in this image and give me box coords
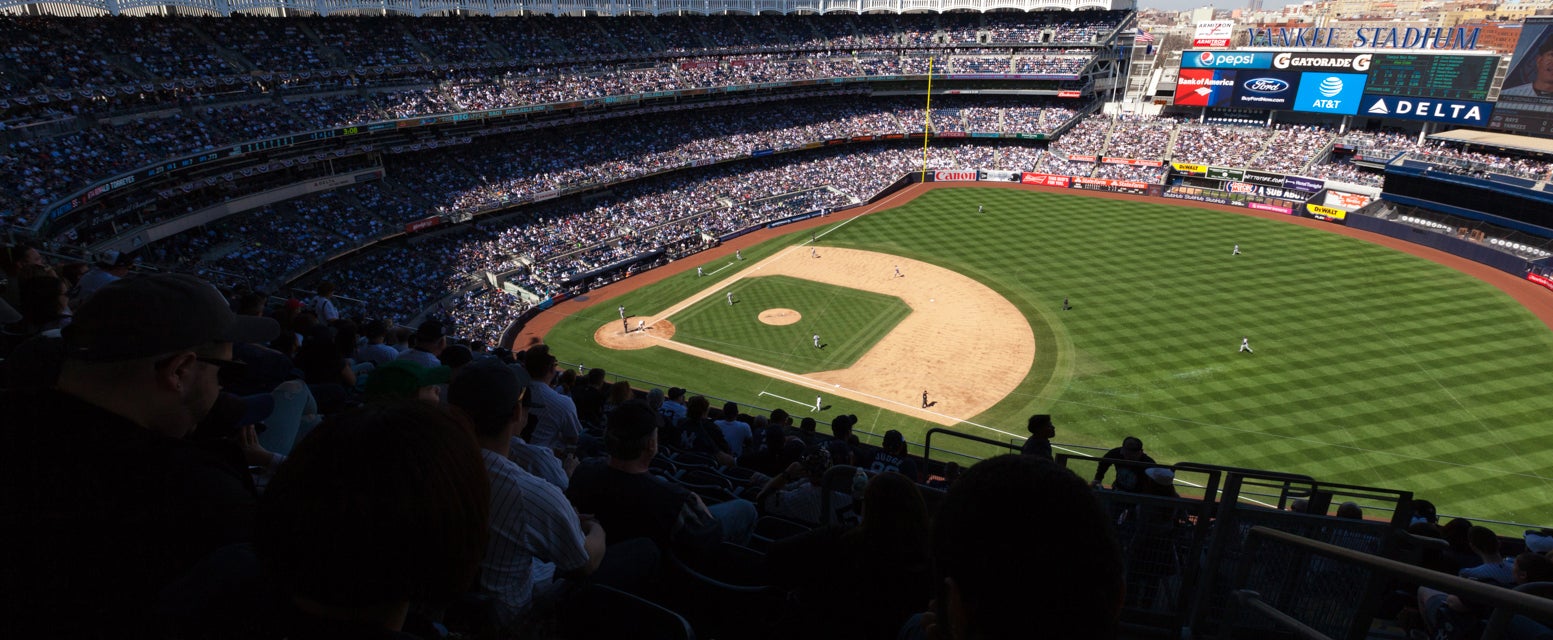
[1362,54,1495,102]
[1176,49,1501,126]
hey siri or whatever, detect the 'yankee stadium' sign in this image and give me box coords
[1246,27,1480,50]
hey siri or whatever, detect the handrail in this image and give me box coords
[1239,526,1553,621]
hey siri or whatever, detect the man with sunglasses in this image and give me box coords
[2,273,279,635]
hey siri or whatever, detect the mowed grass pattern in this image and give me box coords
[671,275,911,373]
[547,188,1553,523]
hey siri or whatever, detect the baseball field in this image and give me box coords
[539,185,1553,524]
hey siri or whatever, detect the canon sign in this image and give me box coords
[934,170,978,182]
[1273,52,1372,72]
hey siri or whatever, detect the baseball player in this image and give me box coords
[1239,336,1253,353]
[811,247,819,259]
[637,319,645,332]
[812,333,820,348]
[618,305,625,319]
[921,390,929,408]
[813,396,822,412]
[736,249,743,261]
[894,265,902,278]
[697,266,704,277]
[1063,297,1071,311]
[621,318,628,332]
[1232,244,1241,256]
[726,292,733,306]
[978,204,984,213]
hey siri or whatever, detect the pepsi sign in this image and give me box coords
[1181,51,1275,69]
[1228,71,1302,109]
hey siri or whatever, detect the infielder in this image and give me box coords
[1232,244,1241,256]
[1239,337,1253,353]
[921,390,929,408]
[813,396,822,412]
[894,265,902,278]
[811,248,819,259]
[726,292,733,306]
[812,333,820,348]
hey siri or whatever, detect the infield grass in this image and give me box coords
[546,187,1553,524]
[670,275,911,373]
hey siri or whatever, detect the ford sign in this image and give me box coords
[1242,77,1290,93]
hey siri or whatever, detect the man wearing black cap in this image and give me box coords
[568,401,756,553]
[70,249,135,306]
[868,429,921,482]
[1092,436,1156,493]
[1,273,280,635]
[396,319,447,368]
[448,359,604,629]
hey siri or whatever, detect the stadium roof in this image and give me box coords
[1429,129,1553,156]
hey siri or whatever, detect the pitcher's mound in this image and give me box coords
[759,308,803,326]
[595,320,676,350]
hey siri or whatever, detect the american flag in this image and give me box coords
[1135,29,1156,43]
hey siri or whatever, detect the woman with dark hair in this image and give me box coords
[602,379,634,415]
[767,471,933,640]
[256,401,491,637]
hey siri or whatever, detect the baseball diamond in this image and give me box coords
[539,183,1553,524]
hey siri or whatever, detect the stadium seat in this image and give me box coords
[563,584,695,640]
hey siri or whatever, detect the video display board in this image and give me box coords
[1488,17,1553,137]
[1176,50,1500,125]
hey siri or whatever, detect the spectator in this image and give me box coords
[1092,436,1156,492]
[1336,501,1365,520]
[768,471,933,640]
[310,281,340,324]
[675,394,736,465]
[868,429,921,481]
[1020,413,1055,460]
[757,446,852,525]
[397,319,447,367]
[448,359,606,629]
[448,359,571,490]
[71,250,136,306]
[906,454,1125,640]
[659,386,689,425]
[522,344,584,453]
[1457,526,1515,585]
[567,401,757,553]
[603,379,634,416]
[355,319,399,367]
[2,240,45,307]
[571,367,610,427]
[255,401,490,637]
[2,273,279,635]
[714,400,754,458]
[362,359,449,404]
[823,413,860,467]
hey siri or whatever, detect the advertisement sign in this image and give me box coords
[1273,52,1374,72]
[1249,202,1294,215]
[1021,172,1073,187]
[1072,177,1153,194]
[1306,203,1349,220]
[1293,72,1367,114]
[1229,72,1303,110]
[1175,68,1238,106]
[1326,190,1371,209]
[1242,170,1285,186]
[1490,17,1553,136]
[405,216,442,234]
[1284,176,1325,193]
[1206,166,1245,180]
[1193,20,1237,48]
[934,170,978,182]
[1181,51,1276,69]
[1067,155,1099,162]
[1358,95,1494,126]
[1229,181,1312,199]
[1057,90,1083,98]
[1101,157,1165,167]
[1529,272,1553,293]
[935,132,968,138]
[1172,162,1209,176]
[982,170,1021,182]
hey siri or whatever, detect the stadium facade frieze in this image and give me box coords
[2,0,1133,17]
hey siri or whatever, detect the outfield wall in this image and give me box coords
[1344,214,1533,276]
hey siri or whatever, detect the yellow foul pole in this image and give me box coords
[920,57,934,183]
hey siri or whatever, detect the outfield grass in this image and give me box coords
[671,275,911,373]
[545,187,1553,524]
